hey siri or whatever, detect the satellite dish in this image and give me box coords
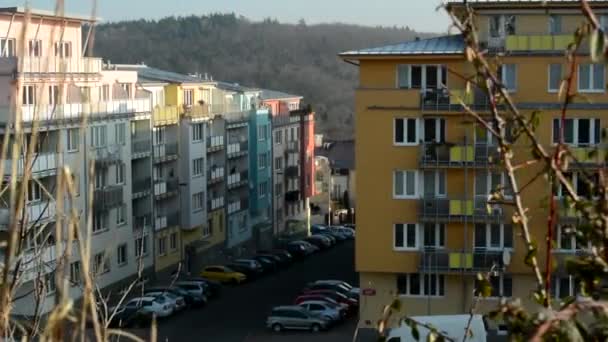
[502,249,511,266]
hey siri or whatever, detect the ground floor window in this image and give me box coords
[397,273,444,297]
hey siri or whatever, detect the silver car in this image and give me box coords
[266,305,330,332]
[298,300,344,323]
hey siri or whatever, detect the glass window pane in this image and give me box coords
[410,274,420,295]
[406,171,416,196]
[424,171,435,197]
[594,119,601,144]
[564,119,574,144]
[559,277,570,298]
[549,64,561,90]
[397,275,408,294]
[475,171,488,195]
[426,66,438,89]
[438,171,446,195]
[578,119,590,145]
[503,276,513,297]
[395,119,404,143]
[395,224,404,247]
[553,119,560,143]
[579,64,590,89]
[490,224,501,247]
[394,171,404,196]
[424,223,435,247]
[429,275,437,295]
[398,65,410,89]
[406,119,417,143]
[475,224,486,247]
[411,66,422,88]
[424,119,436,142]
[505,64,516,90]
[406,224,416,247]
[593,64,605,90]
[503,224,513,248]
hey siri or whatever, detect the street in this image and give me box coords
[131,241,357,342]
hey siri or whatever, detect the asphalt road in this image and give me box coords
[131,240,358,342]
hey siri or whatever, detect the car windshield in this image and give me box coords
[154,296,166,303]
[223,267,234,272]
[325,302,339,309]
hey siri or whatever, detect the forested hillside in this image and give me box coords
[93,14,433,139]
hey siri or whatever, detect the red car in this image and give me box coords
[301,290,358,310]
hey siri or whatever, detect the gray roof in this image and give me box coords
[215,81,259,93]
[260,89,302,101]
[340,35,464,57]
[315,140,355,170]
[114,65,204,84]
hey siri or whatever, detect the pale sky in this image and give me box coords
[9,0,449,32]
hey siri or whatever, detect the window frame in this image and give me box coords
[552,118,601,146]
[548,63,563,93]
[69,261,81,286]
[170,232,178,250]
[397,273,445,297]
[22,85,36,106]
[422,223,446,249]
[474,223,514,250]
[192,158,204,177]
[135,236,148,257]
[115,123,126,145]
[394,118,419,146]
[192,192,204,212]
[183,89,194,106]
[500,64,517,92]
[158,236,167,256]
[393,170,418,199]
[117,244,128,266]
[192,123,204,142]
[66,128,79,152]
[116,204,126,226]
[0,38,16,57]
[115,163,125,185]
[422,170,447,198]
[578,63,605,93]
[393,223,419,251]
[548,15,562,35]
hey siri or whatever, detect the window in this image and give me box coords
[423,118,445,143]
[193,158,204,176]
[154,127,165,145]
[101,85,110,102]
[396,65,447,90]
[394,118,418,145]
[552,118,601,146]
[489,15,516,38]
[548,64,563,92]
[0,38,15,57]
[557,172,599,199]
[275,130,283,144]
[258,181,269,197]
[397,274,445,297]
[45,271,56,294]
[93,212,108,233]
[158,237,167,256]
[183,89,194,106]
[192,123,204,141]
[549,15,562,34]
[275,182,283,197]
[393,170,418,199]
[423,223,445,248]
[423,170,446,198]
[69,261,81,286]
[54,41,72,57]
[117,244,127,265]
[120,83,132,98]
[116,205,126,225]
[93,252,110,274]
[474,223,513,249]
[500,64,517,91]
[66,128,79,152]
[91,126,107,147]
[135,236,148,257]
[475,170,511,202]
[115,164,125,184]
[258,153,268,169]
[193,192,204,212]
[153,166,164,181]
[578,64,605,92]
[394,223,418,250]
[95,170,106,189]
[27,180,42,202]
[555,225,577,251]
[48,85,59,105]
[477,274,512,298]
[258,125,268,141]
[274,157,283,171]
[170,232,178,250]
[115,123,126,145]
[553,276,576,299]
[22,85,36,105]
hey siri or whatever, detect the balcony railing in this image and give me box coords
[552,249,590,275]
[504,34,573,52]
[153,105,180,126]
[207,136,225,152]
[134,213,152,231]
[26,201,57,223]
[227,199,248,215]
[154,178,179,197]
[208,167,225,185]
[153,143,179,161]
[132,177,152,197]
[419,89,498,112]
[418,248,508,274]
[93,185,124,211]
[208,197,225,211]
[5,153,57,177]
[183,104,211,119]
[227,171,248,189]
[285,165,299,178]
[419,143,500,168]
[227,142,249,159]
[568,146,607,168]
[92,145,123,166]
[132,138,151,156]
[0,56,103,74]
[418,198,504,223]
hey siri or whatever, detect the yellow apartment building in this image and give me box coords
[340,0,607,331]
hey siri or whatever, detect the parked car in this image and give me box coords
[145,286,207,307]
[305,235,332,249]
[143,291,186,312]
[304,282,359,301]
[311,224,329,234]
[229,259,264,279]
[298,300,345,323]
[286,241,313,258]
[200,266,247,284]
[299,240,320,253]
[315,232,337,245]
[258,249,293,263]
[252,255,279,272]
[266,306,331,333]
[181,277,222,297]
[256,253,289,268]
[343,224,355,230]
[330,226,355,239]
[175,281,209,301]
[324,229,349,241]
[294,294,351,314]
[107,305,153,328]
[121,296,173,318]
[312,280,360,296]
[302,289,358,309]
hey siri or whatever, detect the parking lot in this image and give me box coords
[130,240,357,342]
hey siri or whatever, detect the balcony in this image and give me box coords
[155,212,180,231]
[26,201,57,224]
[208,167,225,185]
[504,34,573,52]
[91,145,123,167]
[14,98,152,123]
[285,165,299,178]
[183,104,211,119]
[153,105,180,126]
[558,199,581,224]
[20,245,59,282]
[134,213,152,232]
[131,138,151,158]
[153,143,179,163]
[285,190,300,203]
[93,185,124,212]
[418,198,504,224]
[552,249,590,276]
[207,136,225,153]
[227,142,249,159]
[5,153,57,178]
[132,177,152,199]
[418,248,508,274]
[227,172,248,189]
[419,143,500,169]
[419,88,498,112]
[154,178,179,199]
[227,199,248,215]
[208,197,225,211]
[286,141,299,152]
[0,56,103,74]
[569,146,606,169]
[356,88,420,110]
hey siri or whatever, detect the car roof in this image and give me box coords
[274,305,306,311]
[129,296,156,301]
[299,300,329,306]
[234,258,254,262]
[176,281,204,285]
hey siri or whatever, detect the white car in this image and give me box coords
[145,291,186,311]
[298,300,344,323]
[123,296,173,318]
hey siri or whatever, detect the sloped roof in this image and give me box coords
[260,89,302,101]
[215,81,259,93]
[114,65,203,84]
[315,140,355,170]
[340,35,464,57]
[0,6,99,22]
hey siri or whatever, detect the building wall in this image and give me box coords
[249,109,272,228]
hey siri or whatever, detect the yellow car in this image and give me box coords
[200,266,247,284]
